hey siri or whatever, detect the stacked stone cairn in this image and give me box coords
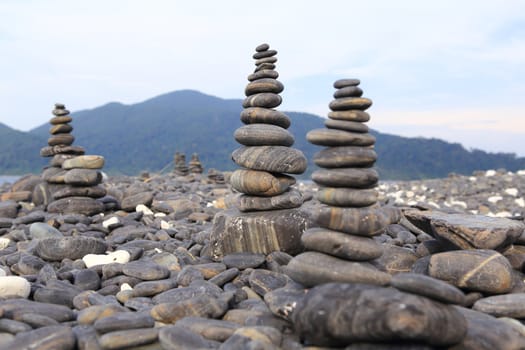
[188,153,204,174]
[173,152,189,176]
[36,103,106,216]
[285,79,400,287]
[210,43,313,259]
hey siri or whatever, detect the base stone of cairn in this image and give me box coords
[210,43,311,259]
[33,104,106,216]
[284,79,400,287]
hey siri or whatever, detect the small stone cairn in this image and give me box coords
[35,103,106,216]
[188,153,204,174]
[210,44,312,259]
[173,152,189,176]
[285,79,400,286]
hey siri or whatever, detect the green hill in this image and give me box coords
[0,122,47,174]
[1,89,522,180]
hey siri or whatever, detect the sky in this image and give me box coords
[1,0,524,156]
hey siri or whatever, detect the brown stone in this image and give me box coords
[47,197,105,216]
[230,189,306,212]
[245,78,284,96]
[307,129,375,147]
[230,169,295,196]
[324,118,369,133]
[328,110,370,122]
[234,124,294,146]
[333,85,363,98]
[312,168,379,188]
[240,107,290,129]
[232,146,307,174]
[313,146,377,168]
[242,93,282,109]
[48,133,75,146]
[316,187,378,207]
[247,70,279,82]
[49,124,73,134]
[329,97,373,111]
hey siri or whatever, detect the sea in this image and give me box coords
[0,175,20,186]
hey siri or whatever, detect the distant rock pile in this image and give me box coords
[34,103,106,215]
[210,44,312,259]
[173,152,189,176]
[188,153,203,174]
[285,79,400,286]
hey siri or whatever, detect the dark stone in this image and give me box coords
[284,252,391,287]
[232,146,307,174]
[242,93,282,109]
[176,316,240,342]
[219,326,282,349]
[472,293,525,318]
[98,328,159,349]
[0,201,18,218]
[234,124,294,146]
[328,110,370,122]
[391,272,466,305]
[324,118,369,133]
[293,283,467,347]
[314,146,377,168]
[245,78,284,95]
[0,299,75,322]
[312,168,378,188]
[371,245,418,274]
[229,169,295,196]
[47,197,105,216]
[122,260,170,281]
[240,107,290,129]
[52,185,106,200]
[248,269,288,297]
[40,145,85,157]
[333,85,364,98]
[307,129,375,147]
[132,279,177,297]
[35,236,107,261]
[253,49,277,59]
[49,123,73,134]
[231,189,306,212]
[333,78,360,88]
[159,324,220,349]
[48,133,74,146]
[223,252,266,270]
[64,168,102,186]
[316,187,378,207]
[121,191,154,212]
[247,70,280,82]
[329,97,373,111]
[94,311,154,333]
[264,287,306,321]
[4,326,75,350]
[150,294,228,323]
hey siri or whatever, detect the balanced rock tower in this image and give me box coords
[173,152,189,176]
[285,79,400,287]
[34,103,106,216]
[188,153,204,174]
[209,43,313,259]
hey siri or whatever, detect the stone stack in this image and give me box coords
[285,79,400,287]
[173,152,189,176]
[35,103,106,216]
[188,153,204,174]
[210,44,313,259]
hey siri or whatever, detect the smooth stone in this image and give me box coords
[35,236,107,261]
[254,56,277,66]
[29,222,63,239]
[176,316,240,342]
[302,227,383,260]
[253,49,277,59]
[314,146,377,169]
[122,261,170,281]
[333,78,360,88]
[49,123,73,134]
[209,208,314,260]
[230,169,295,196]
[450,306,524,350]
[132,279,177,297]
[333,85,364,98]
[293,283,467,347]
[429,250,513,294]
[159,324,220,349]
[150,294,228,323]
[0,299,75,322]
[330,97,373,111]
[77,304,129,324]
[420,211,524,250]
[307,129,376,146]
[99,328,159,349]
[223,253,266,270]
[48,133,75,146]
[248,269,288,297]
[64,168,102,186]
[152,280,223,304]
[371,245,418,274]
[219,326,282,349]
[72,325,99,350]
[231,189,306,212]
[42,167,67,183]
[234,123,294,147]
[263,287,305,322]
[313,204,400,236]
[50,115,72,123]
[391,272,466,305]
[82,250,131,268]
[232,146,307,174]
[177,268,206,288]
[245,78,284,95]
[312,167,379,187]
[50,154,75,167]
[13,253,46,275]
[0,318,32,334]
[472,293,525,318]
[242,93,282,108]
[0,276,31,299]
[121,191,154,212]
[240,107,290,129]
[254,63,276,72]
[40,145,85,157]
[328,110,370,123]
[62,155,105,169]
[324,118,369,133]
[284,252,391,287]
[209,268,239,287]
[316,187,378,207]
[94,311,155,333]
[33,282,80,308]
[247,69,279,82]
[52,184,107,199]
[0,201,18,218]
[502,244,525,270]
[4,326,75,350]
[73,269,101,290]
[255,43,270,52]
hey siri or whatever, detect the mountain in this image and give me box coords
[2,89,523,180]
[0,122,47,174]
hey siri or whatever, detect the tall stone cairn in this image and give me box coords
[230,43,308,212]
[209,44,313,259]
[188,153,204,174]
[173,152,189,176]
[284,79,400,287]
[34,103,106,216]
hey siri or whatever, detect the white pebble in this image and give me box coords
[136,204,154,215]
[488,195,503,203]
[0,276,31,299]
[515,198,525,208]
[407,200,418,206]
[102,216,120,229]
[469,210,479,215]
[504,188,519,197]
[405,191,415,198]
[0,269,6,277]
[154,248,163,253]
[469,176,477,182]
[82,250,131,268]
[427,201,441,209]
[0,238,10,250]
[120,283,133,291]
[154,212,166,217]
[449,200,467,209]
[485,169,496,177]
[160,220,171,230]
[495,211,512,218]
[517,170,525,176]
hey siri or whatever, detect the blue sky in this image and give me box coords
[1,0,524,156]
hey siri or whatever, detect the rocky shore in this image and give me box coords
[0,168,523,349]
